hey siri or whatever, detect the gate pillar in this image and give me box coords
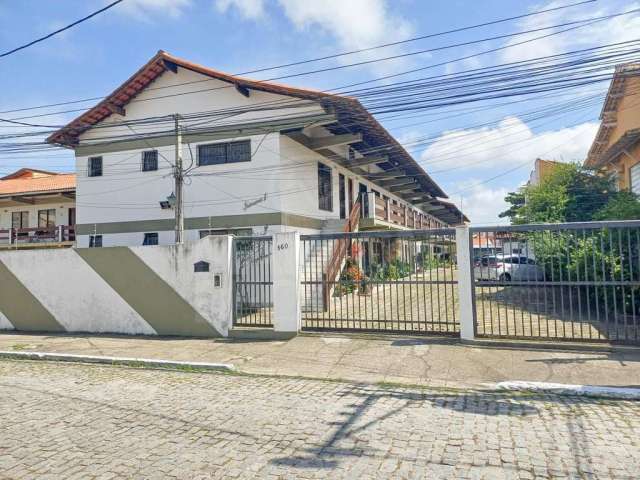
[455,226,476,341]
[273,231,301,335]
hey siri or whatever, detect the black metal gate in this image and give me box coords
[471,221,640,345]
[232,236,273,327]
[300,229,459,335]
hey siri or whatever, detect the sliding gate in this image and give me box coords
[471,221,640,345]
[300,229,459,334]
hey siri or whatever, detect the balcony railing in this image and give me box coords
[0,225,75,247]
[365,192,444,229]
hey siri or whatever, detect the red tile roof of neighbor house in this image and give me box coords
[0,169,75,197]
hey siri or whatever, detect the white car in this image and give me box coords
[474,254,545,282]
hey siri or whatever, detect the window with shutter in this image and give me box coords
[197,140,251,166]
[88,156,102,177]
[142,150,158,171]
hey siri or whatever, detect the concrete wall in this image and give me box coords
[0,236,232,337]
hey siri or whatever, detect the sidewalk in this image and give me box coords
[1,332,639,390]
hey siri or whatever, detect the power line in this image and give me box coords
[0,0,124,59]
[0,0,595,114]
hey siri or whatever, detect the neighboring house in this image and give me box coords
[584,63,640,191]
[528,158,562,186]
[47,51,466,248]
[0,169,76,249]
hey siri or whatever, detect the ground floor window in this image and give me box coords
[143,232,159,246]
[318,162,333,212]
[89,235,102,248]
[199,228,253,238]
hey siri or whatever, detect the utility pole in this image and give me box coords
[174,114,184,244]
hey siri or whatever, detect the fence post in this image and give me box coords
[455,225,475,341]
[272,231,301,335]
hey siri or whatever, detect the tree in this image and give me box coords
[594,190,640,220]
[499,163,638,224]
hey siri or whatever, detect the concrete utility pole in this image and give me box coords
[174,114,184,244]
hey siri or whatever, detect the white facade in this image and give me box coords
[71,65,447,247]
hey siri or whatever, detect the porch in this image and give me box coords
[0,225,75,250]
[358,192,447,231]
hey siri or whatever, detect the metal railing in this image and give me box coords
[300,229,459,335]
[470,221,640,344]
[364,191,444,229]
[0,225,75,246]
[232,236,273,327]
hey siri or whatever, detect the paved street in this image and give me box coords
[1,360,639,479]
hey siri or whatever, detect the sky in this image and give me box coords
[0,0,639,224]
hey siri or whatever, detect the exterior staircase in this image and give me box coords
[300,204,360,313]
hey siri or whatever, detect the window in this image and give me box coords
[197,140,251,166]
[38,209,56,228]
[317,162,333,212]
[89,235,102,248]
[11,211,28,230]
[88,156,102,177]
[143,233,159,246]
[142,150,158,172]
[631,163,640,195]
[199,228,252,238]
[338,174,346,219]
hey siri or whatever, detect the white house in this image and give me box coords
[47,51,466,248]
[0,169,76,249]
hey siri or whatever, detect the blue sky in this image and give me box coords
[1,0,638,223]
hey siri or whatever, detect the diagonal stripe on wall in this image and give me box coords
[0,260,65,332]
[75,248,221,337]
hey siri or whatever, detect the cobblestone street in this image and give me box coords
[1,360,639,479]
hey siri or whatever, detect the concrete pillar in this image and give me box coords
[272,231,301,334]
[455,225,475,341]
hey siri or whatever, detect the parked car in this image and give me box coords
[474,254,545,282]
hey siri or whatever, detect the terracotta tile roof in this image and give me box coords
[585,63,640,167]
[45,50,465,221]
[0,169,75,197]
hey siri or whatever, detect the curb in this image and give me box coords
[496,381,640,400]
[0,351,235,372]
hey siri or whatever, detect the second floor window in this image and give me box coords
[318,162,333,212]
[631,163,640,195]
[88,156,102,177]
[11,211,28,230]
[142,150,158,171]
[197,140,251,166]
[38,209,56,228]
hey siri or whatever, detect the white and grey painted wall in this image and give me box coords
[72,65,445,248]
[0,236,232,337]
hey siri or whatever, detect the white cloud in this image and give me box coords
[214,0,265,20]
[500,1,640,64]
[455,182,511,225]
[421,116,599,223]
[421,116,598,170]
[118,0,192,19]
[215,0,415,75]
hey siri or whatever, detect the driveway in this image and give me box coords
[1,360,639,479]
